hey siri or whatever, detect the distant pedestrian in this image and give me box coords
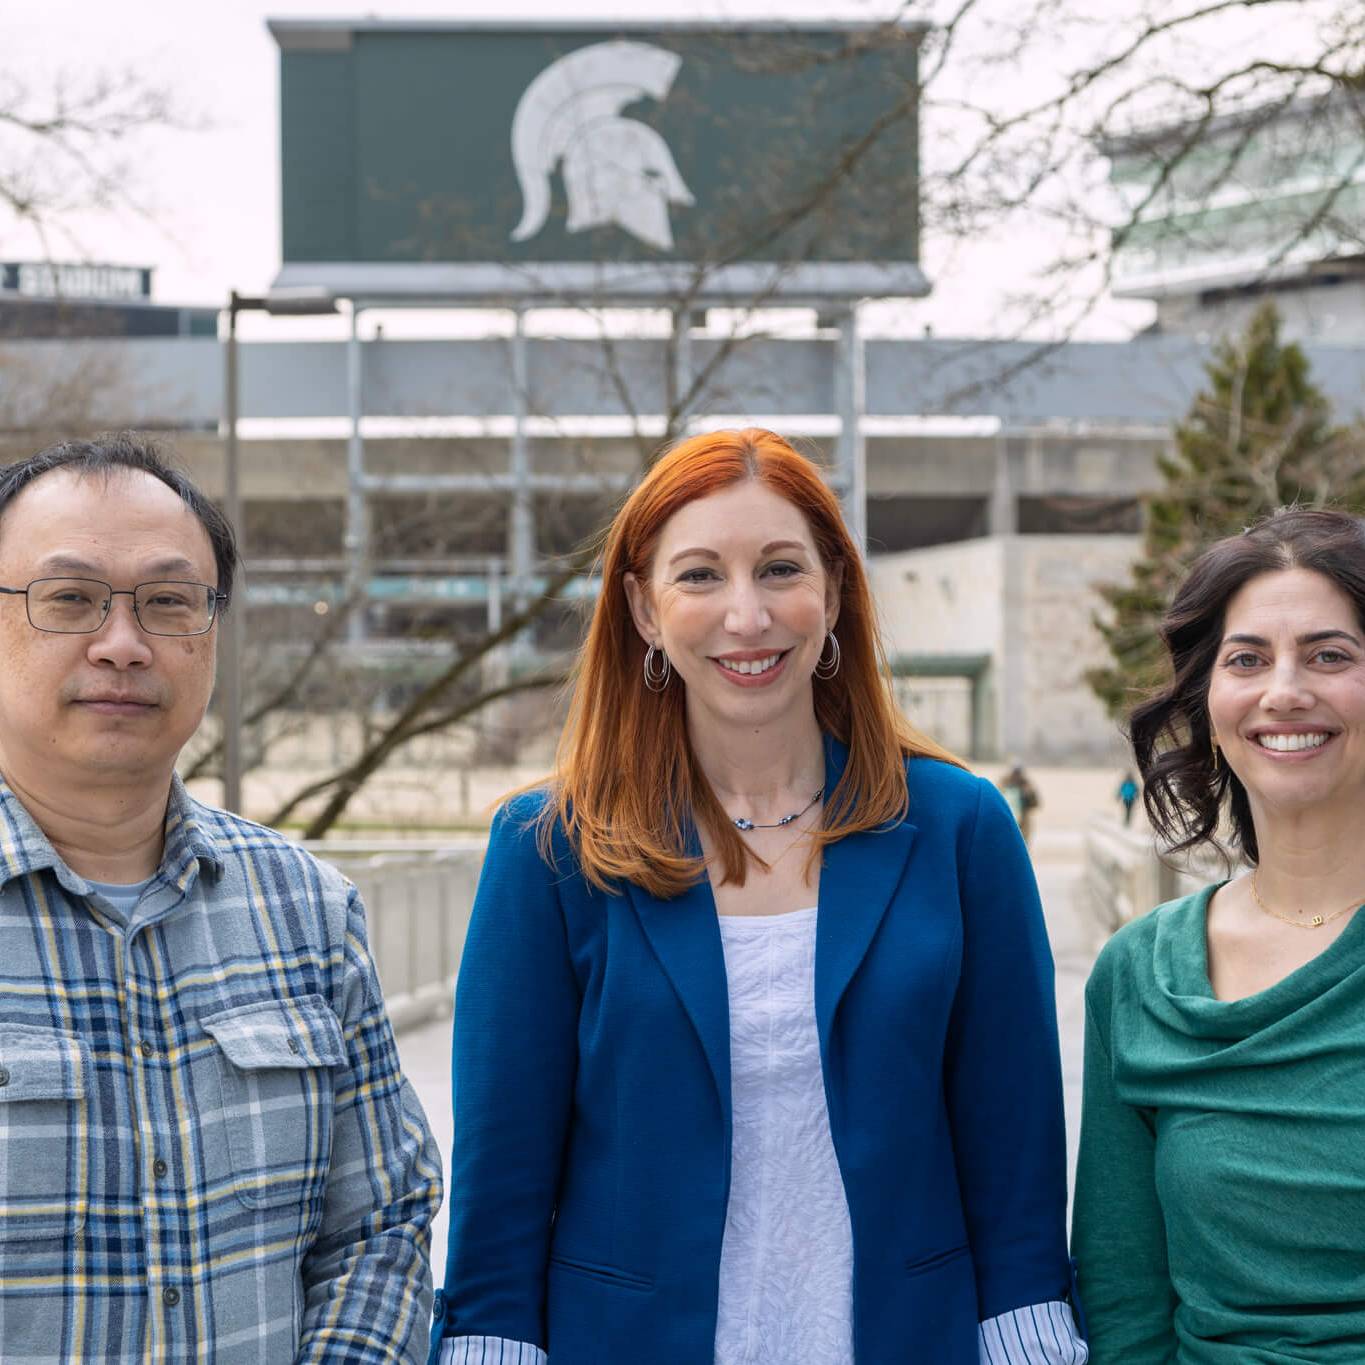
[998,759,1041,845]
[1117,771,1139,826]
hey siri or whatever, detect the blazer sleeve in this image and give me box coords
[1070,951,1177,1363]
[430,797,580,1355]
[944,778,1073,1321]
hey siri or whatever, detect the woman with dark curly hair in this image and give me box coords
[1073,506,1365,1363]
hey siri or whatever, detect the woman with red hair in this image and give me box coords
[430,429,1085,1364]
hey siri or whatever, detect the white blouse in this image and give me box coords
[440,906,1087,1365]
[715,906,853,1364]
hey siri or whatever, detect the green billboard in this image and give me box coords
[269,20,927,301]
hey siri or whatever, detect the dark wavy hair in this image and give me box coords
[1130,507,1365,865]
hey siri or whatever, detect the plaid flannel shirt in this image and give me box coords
[0,773,443,1363]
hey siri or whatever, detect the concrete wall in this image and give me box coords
[870,534,1141,763]
[1008,536,1139,762]
[1004,428,1168,498]
[872,537,1005,662]
[869,538,1005,755]
[1155,277,1365,349]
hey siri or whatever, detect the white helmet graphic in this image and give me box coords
[510,40,695,252]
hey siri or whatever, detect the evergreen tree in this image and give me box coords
[1088,302,1365,719]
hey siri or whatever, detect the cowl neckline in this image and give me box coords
[1150,880,1365,1044]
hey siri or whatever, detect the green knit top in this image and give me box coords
[1073,883,1365,1363]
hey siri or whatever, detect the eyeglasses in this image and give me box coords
[0,578,227,637]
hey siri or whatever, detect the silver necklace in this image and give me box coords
[731,787,824,832]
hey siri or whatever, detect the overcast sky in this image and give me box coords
[4,0,1301,342]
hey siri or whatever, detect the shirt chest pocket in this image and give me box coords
[201,995,345,1211]
[0,1026,92,1242]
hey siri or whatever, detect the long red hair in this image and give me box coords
[541,427,959,897]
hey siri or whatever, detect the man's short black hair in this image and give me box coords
[0,432,238,606]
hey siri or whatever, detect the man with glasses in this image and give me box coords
[0,434,441,1363]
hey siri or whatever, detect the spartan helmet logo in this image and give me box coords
[510,40,695,252]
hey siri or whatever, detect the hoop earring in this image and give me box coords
[814,631,841,680]
[643,644,672,692]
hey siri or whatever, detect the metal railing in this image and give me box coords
[305,839,487,1031]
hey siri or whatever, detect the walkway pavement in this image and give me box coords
[396,1010,456,1283]
[1037,857,1100,1194]
[397,799,1105,1285]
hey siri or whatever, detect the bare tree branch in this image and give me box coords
[0,66,192,251]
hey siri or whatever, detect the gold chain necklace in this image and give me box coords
[1249,872,1364,930]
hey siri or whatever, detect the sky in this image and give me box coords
[1,0,1312,343]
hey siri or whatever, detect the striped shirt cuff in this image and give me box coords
[439,1336,548,1365]
[979,1300,1089,1363]
[437,1308,1083,1364]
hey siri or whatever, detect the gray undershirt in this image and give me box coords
[84,876,155,926]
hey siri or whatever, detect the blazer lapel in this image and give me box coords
[815,820,918,1054]
[815,735,919,1057]
[628,873,732,1124]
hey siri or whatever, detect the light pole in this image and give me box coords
[220,287,337,814]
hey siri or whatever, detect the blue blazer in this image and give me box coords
[432,738,1072,1364]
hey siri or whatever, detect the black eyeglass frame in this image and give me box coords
[0,578,229,637]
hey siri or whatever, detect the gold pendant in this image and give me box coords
[1312,915,1324,927]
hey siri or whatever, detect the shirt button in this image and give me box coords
[287,1039,300,1055]
[153,1158,169,1179]
[138,1041,155,1059]
[162,1287,180,1308]
[0,1066,9,1087]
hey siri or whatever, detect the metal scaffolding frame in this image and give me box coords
[330,298,870,644]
